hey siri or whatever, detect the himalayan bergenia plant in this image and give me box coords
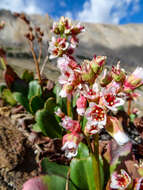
[22,17,143,190]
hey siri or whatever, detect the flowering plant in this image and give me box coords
[0,16,143,190]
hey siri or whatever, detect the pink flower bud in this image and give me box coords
[22,177,47,190]
[61,116,81,132]
[76,95,87,116]
[62,132,82,158]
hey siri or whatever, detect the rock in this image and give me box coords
[0,114,38,189]
[0,115,25,170]
[0,9,143,70]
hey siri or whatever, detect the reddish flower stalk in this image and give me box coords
[28,40,42,85]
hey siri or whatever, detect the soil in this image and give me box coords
[0,103,69,190]
[0,107,39,190]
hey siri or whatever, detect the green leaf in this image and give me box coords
[41,158,69,178]
[82,116,87,131]
[2,89,17,106]
[11,79,28,95]
[130,114,136,122]
[29,95,44,114]
[44,97,56,114]
[42,175,77,190]
[0,83,6,96]
[35,108,62,138]
[21,70,34,83]
[70,156,97,190]
[72,92,79,108]
[32,123,42,133]
[13,92,30,112]
[28,80,42,100]
[76,142,89,159]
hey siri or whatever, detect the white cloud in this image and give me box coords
[66,0,140,24]
[0,0,43,14]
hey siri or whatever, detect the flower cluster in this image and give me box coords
[49,16,85,59]
[49,17,143,159]
[55,108,83,158]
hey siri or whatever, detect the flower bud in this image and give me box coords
[62,132,82,158]
[106,116,130,145]
[112,62,126,83]
[124,67,143,93]
[55,107,65,118]
[76,94,87,116]
[90,55,106,74]
[22,177,47,190]
[59,83,74,97]
[100,69,112,87]
[81,60,95,83]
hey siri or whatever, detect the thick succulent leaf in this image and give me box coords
[13,92,30,112]
[4,65,28,95]
[28,80,42,100]
[42,175,77,190]
[0,83,7,96]
[2,88,17,106]
[41,158,69,178]
[11,78,28,95]
[4,65,19,89]
[21,70,34,83]
[35,108,62,138]
[76,142,89,159]
[32,123,42,133]
[29,95,44,114]
[44,97,56,114]
[70,155,101,190]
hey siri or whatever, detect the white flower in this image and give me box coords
[102,87,125,111]
[85,121,103,135]
[110,170,131,190]
[85,102,106,127]
[61,141,78,159]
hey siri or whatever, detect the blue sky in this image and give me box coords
[0,0,143,24]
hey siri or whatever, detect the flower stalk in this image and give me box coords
[93,134,102,190]
[29,40,42,85]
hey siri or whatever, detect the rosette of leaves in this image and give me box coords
[23,140,133,190]
[0,65,62,138]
